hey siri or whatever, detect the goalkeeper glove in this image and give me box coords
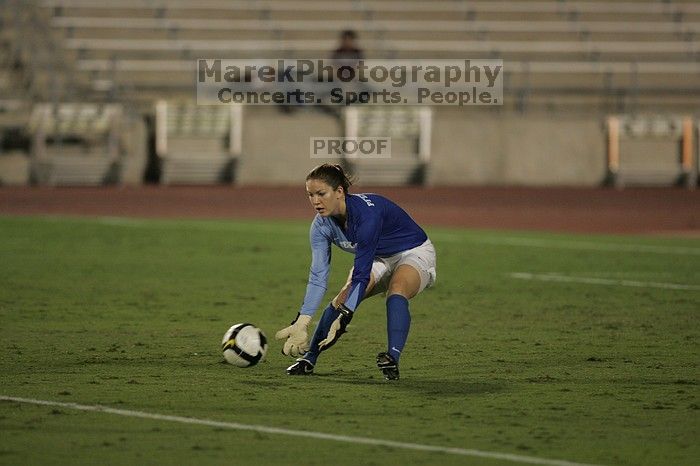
[318,304,353,351]
[275,313,312,357]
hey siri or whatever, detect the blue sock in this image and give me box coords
[302,303,339,365]
[386,294,411,363]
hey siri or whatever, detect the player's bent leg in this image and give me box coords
[291,271,377,375]
[331,267,377,308]
[386,263,422,299]
[321,272,377,350]
[303,303,340,363]
[379,265,423,380]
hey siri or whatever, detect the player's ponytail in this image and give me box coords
[306,163,354,194]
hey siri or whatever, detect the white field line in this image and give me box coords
[432,233,700,256]
[510,273,700,291]
[0,395,602,466]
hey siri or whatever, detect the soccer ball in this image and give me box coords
[221,323,268,367]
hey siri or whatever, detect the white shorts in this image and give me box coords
[367,239,437,298]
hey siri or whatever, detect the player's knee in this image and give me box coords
[331,294,345,308]
[388,265,421,298]
[331,295,341,308]
[387,278,419,298]
[332,285,350,308]
[387,283,411,298]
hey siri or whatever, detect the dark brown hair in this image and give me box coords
[306,163,353,194]
[340,30,358,41]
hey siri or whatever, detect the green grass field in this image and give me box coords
[1,215,698,466]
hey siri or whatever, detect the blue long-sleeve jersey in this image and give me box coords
[299,193,427,316]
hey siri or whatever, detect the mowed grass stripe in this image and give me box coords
[433,233,700,256]
[0,396,604,466]
[97,216,700,255]
[510,273,700,291]
[33,214,700,256]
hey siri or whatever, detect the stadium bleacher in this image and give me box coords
[344,106,432,185]
[28,103,124,185]
[23,0,698,109]
[0,0,698,186]
[155,100,242,184]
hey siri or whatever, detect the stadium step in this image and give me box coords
[160,157,236,185]
[34,155,118,185]
[348,159,426,186]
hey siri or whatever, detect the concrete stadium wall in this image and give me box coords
[0,153,31,186]
[238,107,342,185]
[237,106,608,186]
[428,107,607,186]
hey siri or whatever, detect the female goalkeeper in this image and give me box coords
[275,163,436,380]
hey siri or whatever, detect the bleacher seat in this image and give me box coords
[344,106,432,186]
[155,100,242,184]
[28,103,123,185]
[606,114,696,188]
[36,0,699,112]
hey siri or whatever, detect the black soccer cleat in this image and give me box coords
[376,352,400,380]
[286,358,314,375]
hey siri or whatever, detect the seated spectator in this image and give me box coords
[331,30,365,67]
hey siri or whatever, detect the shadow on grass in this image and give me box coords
[313,374,505,396]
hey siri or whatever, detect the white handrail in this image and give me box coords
[39,0,700,15]
[155,99,167,157]
[76,59,700,75]
[62,38,700,54]
[50,16,700,34]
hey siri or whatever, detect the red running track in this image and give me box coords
[0,186,698,235]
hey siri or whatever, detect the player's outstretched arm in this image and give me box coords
[277,219,332,357]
